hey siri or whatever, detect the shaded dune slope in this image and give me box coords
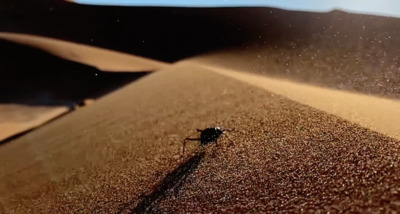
[191,9,400,99]
[0,39,148,142]
[1,1,250,62]
[2,2,400,98]
[0,39,148,107]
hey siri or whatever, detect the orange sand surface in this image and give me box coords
[1,62,400,213]
[0,32,168,72]
[0,33,161,143]
[192,62,400,141]
[0,105,70,142]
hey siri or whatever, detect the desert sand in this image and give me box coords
[1,62,400,213]
[2,3,400,213]
[0,32,168,72]
[0,105,70,142]
[0,35,161,143]
[193,62,400,141]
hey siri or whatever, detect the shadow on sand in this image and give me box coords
[119,152,205,214]
[0,40,150,107]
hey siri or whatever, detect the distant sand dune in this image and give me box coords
[0,105,70,142]
[0,32,168,72]
[0,32,166,142]
[192,62,400,141]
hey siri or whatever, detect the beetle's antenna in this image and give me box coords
[196,129,203,132]
[183,138,201,154]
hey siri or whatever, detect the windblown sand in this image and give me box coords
[1,62,400,213]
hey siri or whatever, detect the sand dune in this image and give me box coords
[0,32,168,72]
[2,4,400,213]
[0,36,152,143]
[0,105,70,142]
[1,62,400,212]
[192,62,400,141]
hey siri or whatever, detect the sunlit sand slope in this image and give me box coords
[0,32,168,72]
[192,62,400,141]
[0,105,69,142]
[1,62,400,212]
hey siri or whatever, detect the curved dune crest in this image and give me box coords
[0,32,168,72]
[193,62,400,141]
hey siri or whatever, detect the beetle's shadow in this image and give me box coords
[119,152,205,213]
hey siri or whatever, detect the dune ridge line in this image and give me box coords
[191,62,400,141]
[0,32,169,72]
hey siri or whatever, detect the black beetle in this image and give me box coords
[183,127,233,154]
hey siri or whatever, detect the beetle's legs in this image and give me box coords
[183,138,201,154]
[196,129,203,132]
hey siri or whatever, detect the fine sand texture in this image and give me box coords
[0,32,168,72]
[1,62,400,213]
[192,62,400,141]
